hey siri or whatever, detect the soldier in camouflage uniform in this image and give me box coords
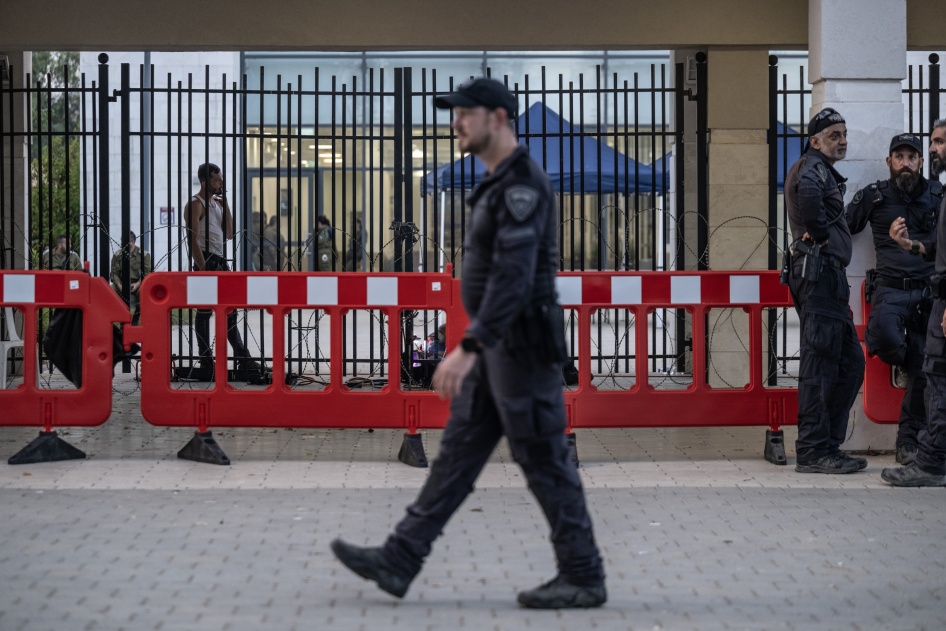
[42,235,81,271]
[316,215,335,271]
[110,231,151,326]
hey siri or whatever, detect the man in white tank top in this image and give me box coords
[184,163,265,380]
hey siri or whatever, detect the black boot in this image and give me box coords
[517,575,607,609]
[330,539,414,598]
[881,463,946,487]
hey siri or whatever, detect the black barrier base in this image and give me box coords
[764,429,788,466]
[178,431,231,465]
[8,430,86,465]
[397,432,428,468]
[566,432,579,467]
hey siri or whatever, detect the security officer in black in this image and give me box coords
[846,133,940,465]
[883,119,946,486]
[784,107,866,474]
[330,78,607,609]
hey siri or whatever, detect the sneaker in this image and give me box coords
[895,444,918,465]
[236,357,265,373]
[795,452,861,474]
[330,539,413,598]
[881,463,946,487]
[836,451,868,471]
[517,575,607,609]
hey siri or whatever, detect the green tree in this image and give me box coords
[30,51,80,136]
[30,52,81,266]
[31,136,80,267]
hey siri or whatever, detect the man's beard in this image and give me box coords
[892,167,921,195]
[460,133,488,156]
[931,151,945,178]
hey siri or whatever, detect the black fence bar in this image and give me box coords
[97,54,110,278]
[930,54,941,132]
[695,52,708,271]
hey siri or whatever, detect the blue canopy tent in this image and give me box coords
[773,122,804,191]
[421,102,655,195]
[648,122,803,192]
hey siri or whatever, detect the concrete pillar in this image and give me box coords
[809,0,907,450]
[1,51,30,271]
[705,48,771,387]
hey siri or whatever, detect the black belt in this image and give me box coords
[792,252,845,270]
[874,276,929,291]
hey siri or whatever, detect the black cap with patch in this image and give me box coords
[889,133,923,155]
[434,78,518,120]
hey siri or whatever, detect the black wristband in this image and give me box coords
[460,336,482,354]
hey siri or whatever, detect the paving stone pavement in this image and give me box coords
[0,380,944,630]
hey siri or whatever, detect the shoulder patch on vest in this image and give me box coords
[852,190,863,205]
[814,162,828,183]
[504,185,540,221]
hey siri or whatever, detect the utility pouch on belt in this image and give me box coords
[865,268,877,304]
[507,301,569,364]
[794,241,823,282]
[932,276,946,299]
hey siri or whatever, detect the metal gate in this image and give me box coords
[2,53,706,384]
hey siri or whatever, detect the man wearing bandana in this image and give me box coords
[846,133,942,466]
[784,108,867,474]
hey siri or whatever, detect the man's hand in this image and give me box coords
[801,232,828,247]
[889,217,913,250]
[131,281,141,293]
[431,346,478,399]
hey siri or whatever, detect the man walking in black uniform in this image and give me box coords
[883,119,946,486]
[846,133,941,465]
[784,108,867,474]
[331,78,607,608]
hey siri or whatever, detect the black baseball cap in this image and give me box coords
[889,133,923,154]
[804,107,846,151]
[434,78,518,119]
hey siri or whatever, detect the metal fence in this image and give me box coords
[2,54,705,387]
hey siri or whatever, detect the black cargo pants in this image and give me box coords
[865,285,931,448]
[382,342,605,586]
[918,299,946,475]
[789,258,866,462]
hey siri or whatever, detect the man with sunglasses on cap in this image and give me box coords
[883,119,946,486]
[784,107,866,474]
[846,133,942,466]
[330,78,607,609]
